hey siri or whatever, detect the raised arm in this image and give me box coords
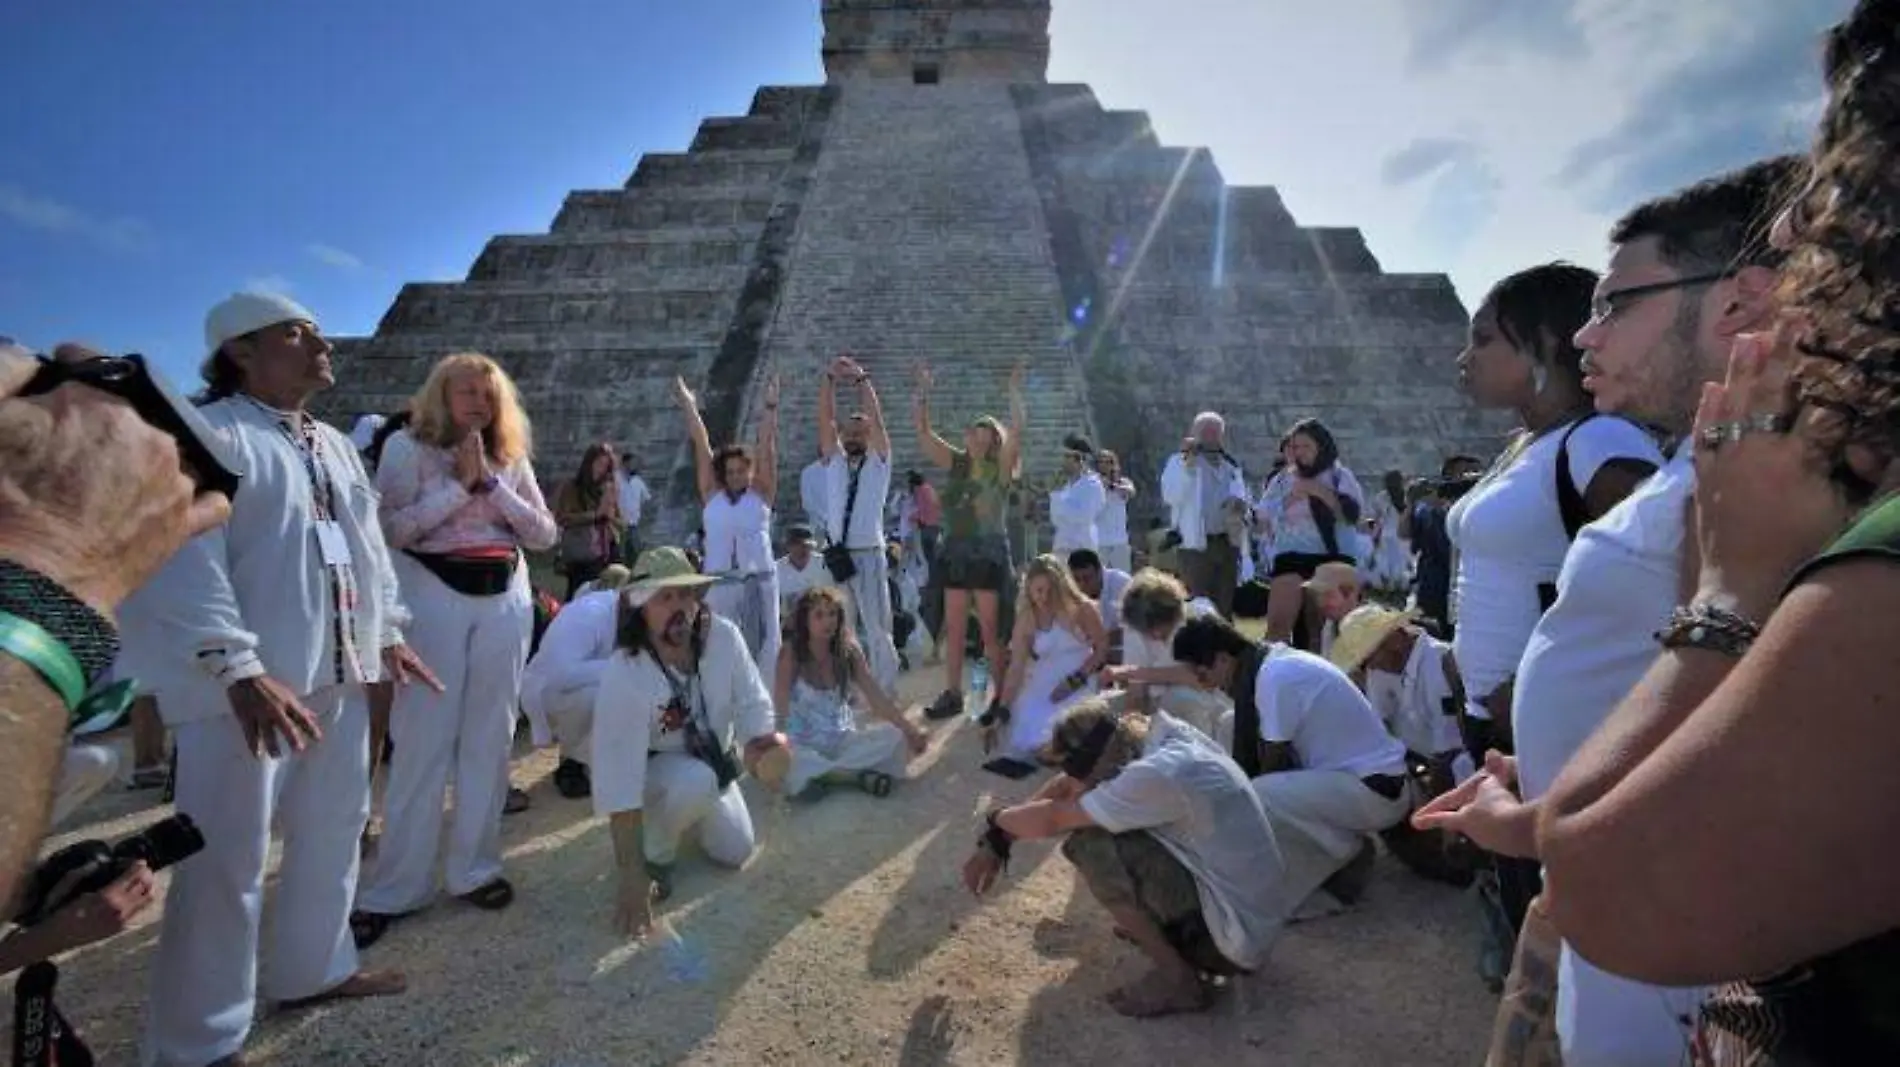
[754,373,780,507]
[817,360,840,460]
[672,375,716,504]
[1000,363,1027,481]
[910,361,956,470]
[857,363,892,458]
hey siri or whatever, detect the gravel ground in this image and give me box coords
[15,666,1496,1066]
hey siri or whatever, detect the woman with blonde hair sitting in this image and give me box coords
[354,352,557,945]
[982,554,1110,763]
[774,587,929,799]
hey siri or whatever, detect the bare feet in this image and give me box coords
[1106,968,1211,1018]
[277,968,408,1011]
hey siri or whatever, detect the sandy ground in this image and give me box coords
[15,665,1497,1066]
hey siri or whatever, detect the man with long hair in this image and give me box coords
[590,548,794,932]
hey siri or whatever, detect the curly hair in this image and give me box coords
[1781,0,1900,486]
[788,586,860,695]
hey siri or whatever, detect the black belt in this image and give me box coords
[1362,773,1407,800]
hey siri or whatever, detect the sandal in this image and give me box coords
[503,787,531,815]
[278,968,407,1010]
[645,862,675,903]
[923,690,964,721]
[348,910,400,950]
[856,770,895,798]
[552,759,591,799]
[459,878,515,911]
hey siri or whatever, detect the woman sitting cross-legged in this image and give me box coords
[983,554,1109,762]
[774,587,930,800]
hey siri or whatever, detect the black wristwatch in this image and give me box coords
[0,560,118,683]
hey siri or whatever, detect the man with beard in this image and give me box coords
[961,696,1287,1017]
[591,548,793,929]
[1414,156,1799,1066]
[816,354,900,692]
[120,293,435,1067]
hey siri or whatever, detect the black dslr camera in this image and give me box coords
[1432,472,1482,503]
[19,353,243,500]
[11,815,205,1067]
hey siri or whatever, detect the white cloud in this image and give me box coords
[0,184,153,253]
[1048,0,1850,307]
[243,275,295,295]
[306,242,366,272]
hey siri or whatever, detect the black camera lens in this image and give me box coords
[111,814,205,873]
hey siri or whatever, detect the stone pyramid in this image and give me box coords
[322,0,1505,547]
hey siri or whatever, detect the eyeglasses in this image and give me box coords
[1588,271,1735,325]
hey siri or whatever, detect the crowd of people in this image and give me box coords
[5,4,1900,1065]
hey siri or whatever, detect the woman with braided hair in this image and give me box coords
[1538,3,1900,1061]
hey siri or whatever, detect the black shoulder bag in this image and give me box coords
[824,459,863,583]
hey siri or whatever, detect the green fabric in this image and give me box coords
[1785,490,1900,594]
[941,449,1011,540]
[0,610,87,714]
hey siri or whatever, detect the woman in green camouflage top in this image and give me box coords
[911,360,1025,721]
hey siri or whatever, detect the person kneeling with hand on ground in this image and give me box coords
[960,697,1289,1017]
[591,548,794,936]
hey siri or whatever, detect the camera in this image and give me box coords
[20,353,244,500]
[1430,473,1481,503]
[11,816,203,1067]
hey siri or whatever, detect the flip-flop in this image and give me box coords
[459,878,515,911]
[856,770,895,798]
[277,968,407,1011]
[348,910,401,950]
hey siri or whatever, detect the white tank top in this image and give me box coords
[703,490,773,574]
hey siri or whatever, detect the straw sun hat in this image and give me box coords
[1328,603,1418,675]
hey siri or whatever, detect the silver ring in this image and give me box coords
[1698,425,1727,451]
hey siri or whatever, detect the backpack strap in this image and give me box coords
[1553,413,1599,542]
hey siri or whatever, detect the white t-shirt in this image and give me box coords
[775,553,835,608]
[521,589,619,742]
[1512,449,1705,1067]
[617,472,651,528]
[1080,713,1289,969]
[1254,646,1407,778]
[1365,633,1463,758]
[1098,479,1133,547]
[1446,416,1661,719]
[823,451,892,550]
[1093,568,1132,632]
[1050,472,1107,552]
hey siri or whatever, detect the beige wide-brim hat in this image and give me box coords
[628,547,718,597]
[594,564,634,591]
[1328,603,1416,675]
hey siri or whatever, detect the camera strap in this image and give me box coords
[13,962,93,1067]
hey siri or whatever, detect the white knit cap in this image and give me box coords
[203,292,319,357]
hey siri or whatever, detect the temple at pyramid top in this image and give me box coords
[821,0,1051,83]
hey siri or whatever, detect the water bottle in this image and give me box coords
[966,660,990,720]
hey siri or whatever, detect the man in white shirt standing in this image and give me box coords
[591,548,792,927]
[1049,434,1107,557]
[520,566,635,801]
[616,455,651,564]
[773,523,833,615]
[1172,615,1412,918]
[120,293,438,1067]
[1413,157,1796,1067]
[960,697,1288,1018]
[1159,413,1250,617]
[816,355,900,693]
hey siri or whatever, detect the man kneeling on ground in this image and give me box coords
[1172,615,1414,919]
[961,697,1288,1017]
[519,566,636,799]
[591,548,794,932]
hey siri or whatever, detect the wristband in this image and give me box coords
[0,611,88,712]
[0,560,118,684]
[1655,601,1761,658]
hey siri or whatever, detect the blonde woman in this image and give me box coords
[353,353,557,946]
[984,554,1109,760]
[773,587,929,800]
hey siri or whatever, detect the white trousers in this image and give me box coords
[1099,543,1132,572]
[543,660,607,766]
[785,722,908,794]
[51,743,120,826]
[143,687,367,1067]
[1558,941,1708,1067]
[359,556,532,913]
[1253,769,1411,911]
[706,572,780,673]
[642,752,756,868]
[840,549,899,694]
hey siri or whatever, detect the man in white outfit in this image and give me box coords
[816,355,900,693]
[1172,615,1413,919]
[520,566,635,800]
[591,547,793,924]
[1049,435,1106,556]
[774,523,834,615]
[1159,413,1250,617]
[119,293,436,1067]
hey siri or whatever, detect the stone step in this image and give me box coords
[551,190,779,235]
[468,231,760,283]
[373,283,741,336]
[627,149,799,191]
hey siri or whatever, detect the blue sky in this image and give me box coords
[1,0,1848,386]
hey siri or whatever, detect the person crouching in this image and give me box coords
[961,697,1289,1018]
[592,548,794,927]
[773,587,929,800]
